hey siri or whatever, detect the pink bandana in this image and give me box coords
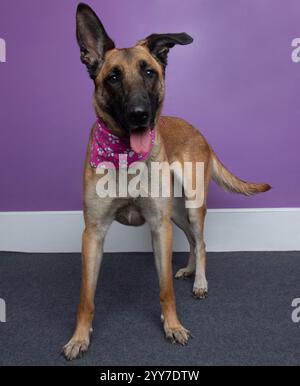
[90,118,156,169]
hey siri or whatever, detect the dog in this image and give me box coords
[63,3,271,360]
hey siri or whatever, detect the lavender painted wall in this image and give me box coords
[0,0,299,211]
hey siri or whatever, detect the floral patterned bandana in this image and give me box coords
[90,117,156,169]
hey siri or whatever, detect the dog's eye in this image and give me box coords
[107,73,121,84]
[145,69,155,78]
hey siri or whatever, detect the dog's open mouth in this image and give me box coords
[129,127,152,154]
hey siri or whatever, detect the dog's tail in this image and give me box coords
[211,152,271,196]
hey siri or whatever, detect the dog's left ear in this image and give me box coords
[138,33,193,67]
[76,3,115,79]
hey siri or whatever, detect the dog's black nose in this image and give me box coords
[128,107,149,126]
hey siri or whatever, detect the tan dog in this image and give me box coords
[63,3,270,360]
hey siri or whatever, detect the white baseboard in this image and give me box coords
[0,208,299,253]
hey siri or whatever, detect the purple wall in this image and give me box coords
[0,0,299,211]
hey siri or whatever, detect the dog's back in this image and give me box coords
[159,115,271,196]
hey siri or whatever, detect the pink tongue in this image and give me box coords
[130,128,152,154]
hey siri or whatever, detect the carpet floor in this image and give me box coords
[0,251,299,366]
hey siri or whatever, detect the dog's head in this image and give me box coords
[76,3,193,151]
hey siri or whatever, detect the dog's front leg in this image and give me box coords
[150,215,191,345]
[63,225,108,360]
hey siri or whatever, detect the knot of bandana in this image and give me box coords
[90,118,155,169]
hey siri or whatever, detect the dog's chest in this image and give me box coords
[85,140,169,226]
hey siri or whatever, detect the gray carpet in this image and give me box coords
[0,251,299,366]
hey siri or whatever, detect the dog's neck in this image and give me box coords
[90,117,156,169]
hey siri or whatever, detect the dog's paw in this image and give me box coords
[63,338,90,361]
[164,324,191,346]
[192,287,208,299]
[175,267,194,279]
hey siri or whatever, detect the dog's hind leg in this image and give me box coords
[63,222,111,360]
[172,198,196,279]
[173,151,210,299]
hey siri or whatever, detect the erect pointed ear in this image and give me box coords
[76,3,115,79]
[138,33,193,67]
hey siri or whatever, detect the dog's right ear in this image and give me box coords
[76,3,115,79]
